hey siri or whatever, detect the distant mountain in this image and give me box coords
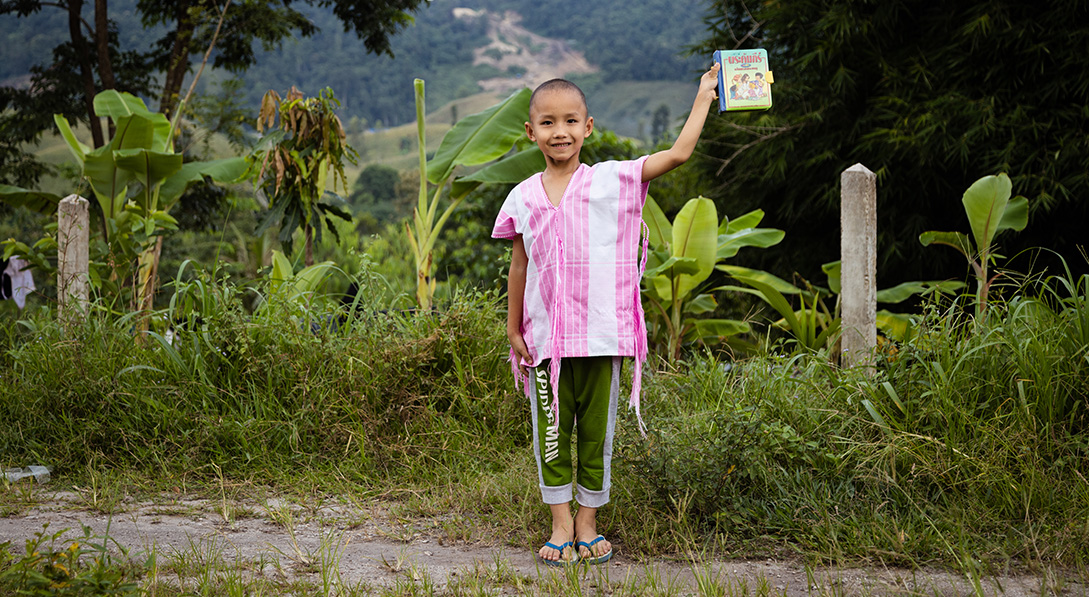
[0,0,711,137]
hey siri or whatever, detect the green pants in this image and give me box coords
[530,356,621,507]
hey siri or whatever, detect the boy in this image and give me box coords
[492,64,720,566]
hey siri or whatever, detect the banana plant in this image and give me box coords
[2,90,246,312]
[718,265,838,353]
[406,79,544,310]
[268,249,333,293]
[641,196,784,360]
[821,261,964,343]
[721,262,965,352]
[919,173,1028,318]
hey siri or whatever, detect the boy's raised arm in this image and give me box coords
[641,63,720,183]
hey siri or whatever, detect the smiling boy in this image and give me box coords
[492,64,720,566]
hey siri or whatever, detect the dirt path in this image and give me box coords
[454,8,598,94]
[0,488,1081,595]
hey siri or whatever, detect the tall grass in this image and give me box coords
[0,263,523,492]
[613,264,1089,567]
[2,259,1087,572]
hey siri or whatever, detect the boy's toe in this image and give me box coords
[538,540,578,566]
[576,535,612,564]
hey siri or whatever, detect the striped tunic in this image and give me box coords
[492,157,651,429]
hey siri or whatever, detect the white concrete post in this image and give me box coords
[57,194,89,325]
[840,164,877,370]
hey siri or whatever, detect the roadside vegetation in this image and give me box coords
[2,240,1087,594]
[3,1,1089,594]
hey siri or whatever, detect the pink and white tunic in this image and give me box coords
[492,157,651,429]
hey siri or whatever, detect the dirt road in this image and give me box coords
[1,487,1080,595]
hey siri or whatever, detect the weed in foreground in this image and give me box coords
[0,523,145,596]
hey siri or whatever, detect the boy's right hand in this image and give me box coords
[508,331,531,377]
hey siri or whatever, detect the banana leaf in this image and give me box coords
[717,226,785,260]
[426,87,532,184]
[692,318,750,341]
[114,148,185,212]
[157,157,249,211]
[643,195,672,249]
[450,146,544,199]
[671,197,718,303]
[0,185,62,214]
[719,208,765,233]
[962,172,1027,252]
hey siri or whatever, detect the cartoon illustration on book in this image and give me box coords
[714,49,773,111]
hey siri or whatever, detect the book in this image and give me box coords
[713,49,773,112]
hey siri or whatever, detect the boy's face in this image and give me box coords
[525,89,593,165]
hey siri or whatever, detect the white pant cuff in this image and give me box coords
[541,483,573,505]
[575,484,610,508]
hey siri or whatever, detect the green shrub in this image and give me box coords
[0,268,521,488]
[0,524,143,596]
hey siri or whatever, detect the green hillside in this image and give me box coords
[0,0,709,142]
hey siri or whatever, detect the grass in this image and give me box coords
[1,258,1088,593]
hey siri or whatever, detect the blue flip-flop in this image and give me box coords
[538,540,580,567]
[576,535,613,564]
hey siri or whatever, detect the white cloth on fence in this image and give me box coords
[0,256,36,309]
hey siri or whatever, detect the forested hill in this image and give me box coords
[0,0,709,132]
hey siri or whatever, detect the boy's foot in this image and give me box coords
[537,539,579,566]
[574,506,612,564]
[576,534,613,564]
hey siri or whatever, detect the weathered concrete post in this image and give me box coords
[840,164,877,370]
[57,194,89,326]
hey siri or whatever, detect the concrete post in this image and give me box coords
[57,194,89,325]
[840,164,877,370]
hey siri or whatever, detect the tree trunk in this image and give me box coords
[159,0,194,118]
[94,0,116,90]
[68,0,104,148]
[94,0,117,139]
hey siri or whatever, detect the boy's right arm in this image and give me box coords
[507,235,531,375]
[641,62,721,182]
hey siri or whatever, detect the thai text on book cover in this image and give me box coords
[713,49,773,112]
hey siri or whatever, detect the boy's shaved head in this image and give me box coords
[530,79,588,115]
